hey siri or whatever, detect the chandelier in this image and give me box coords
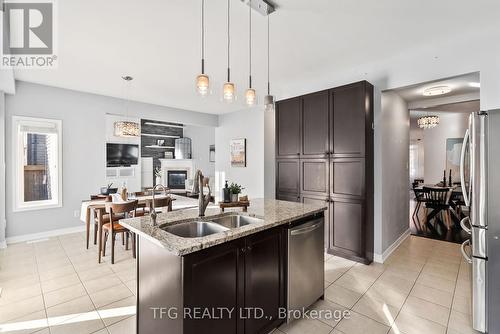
[114,76,140,137]
[417,115,440,129]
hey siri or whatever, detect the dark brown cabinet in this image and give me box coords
[183,226,285,334]
[301,91,330,158]
[276,98,301,158]
[276,81,374,264]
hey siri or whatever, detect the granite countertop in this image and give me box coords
[119,198,327,256]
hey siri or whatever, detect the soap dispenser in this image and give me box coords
[223,181,230,203]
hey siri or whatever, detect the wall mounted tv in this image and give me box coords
[106,143,139,167]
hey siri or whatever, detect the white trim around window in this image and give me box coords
[12,116,63,212]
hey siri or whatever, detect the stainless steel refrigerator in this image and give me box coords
[459,110,500,333]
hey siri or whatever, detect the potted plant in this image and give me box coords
[229,182,244,202]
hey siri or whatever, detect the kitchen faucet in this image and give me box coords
[194,170,211,217]
[151,184,168,226]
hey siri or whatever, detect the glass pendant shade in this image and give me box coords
[417,115,440,129]
[196,74,209,96]
[245,88,256,106]
[114,121,140,137]
[223,82,235,102]
[264,94,275,112]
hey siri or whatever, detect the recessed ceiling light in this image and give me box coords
[423,85,452,96]
[469,82,480,88]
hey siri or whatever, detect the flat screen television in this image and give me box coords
[106,143,139,167]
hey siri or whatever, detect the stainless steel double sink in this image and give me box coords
[162,214,263,238]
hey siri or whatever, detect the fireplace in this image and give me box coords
[167,170,188,189]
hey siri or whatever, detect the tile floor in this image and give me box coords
[0,232,478,334]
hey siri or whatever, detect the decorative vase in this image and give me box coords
[155,176,162,186]
[231,193,239,202]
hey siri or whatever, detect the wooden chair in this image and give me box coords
[99,200,138,264]
[412,188,428,229]
[423,187,453,230]
[148,196,173,214]
[90,195,113,246]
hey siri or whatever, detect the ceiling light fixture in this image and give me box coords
[469,82,480,88]
[114,76,140,138]
[222,0,235,103]
[195,0,210,96]
[423,85,452,97]
[264,14,275,112]
[245,0,256,106]
[417,115,440,129]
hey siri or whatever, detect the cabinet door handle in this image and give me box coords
[241,247,246,253]
[247,246,252,251]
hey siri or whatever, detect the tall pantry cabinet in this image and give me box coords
[275,81,374,264]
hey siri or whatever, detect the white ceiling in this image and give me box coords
[12,0,500,114]
[392,72,480,103]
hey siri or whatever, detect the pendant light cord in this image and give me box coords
[201,0,205,73]
[227,0,231,82]
[248,0,252,88]
[267,15,270,95]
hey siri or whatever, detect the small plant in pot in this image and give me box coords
[229,183,244,202]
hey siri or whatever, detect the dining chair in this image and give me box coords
[90,195,114,246]
[423,187,453,230]
[99,200,138,264]
[412,188,428,229]
[148,196,173,214]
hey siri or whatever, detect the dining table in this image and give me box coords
[80,194,199,250]
[414,184,466,226]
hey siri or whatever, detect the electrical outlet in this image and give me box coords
[73,210,80,218]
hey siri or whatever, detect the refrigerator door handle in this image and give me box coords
[460,128,471,207]
[460,216,472,234]
[461,239,473,264]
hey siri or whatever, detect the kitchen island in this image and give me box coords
[120,199,327,334]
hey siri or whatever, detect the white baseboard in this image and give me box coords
[0,240,6,249]
[373,228,411,263]
[6,225,86,245]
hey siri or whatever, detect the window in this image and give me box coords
[13,116,62,211]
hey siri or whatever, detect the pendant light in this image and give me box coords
[222,0,235,102]
[114,76,140,137]
[245,0,256,106]
[264,15,275,112]
[195,0,209,96]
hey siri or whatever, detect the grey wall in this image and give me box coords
[0,92,6,247]
[5,81,218,239]
[380,91,410,251]
[422,112,469,184]
[215,108,264,200]
[183,125,215,178]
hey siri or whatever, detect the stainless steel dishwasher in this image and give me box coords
[287,215,324,320]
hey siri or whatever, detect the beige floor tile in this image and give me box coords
[336,310,390,334]
[325,260,351,283]
[410,283,453,308]
[43,283,88,308]
[335,273,375,295]
[347,262,386,281]
[400,296,450,326]
[308,299,348,328]
[38,264,76,282]
[46,295,96,326]
[107,315,135,334]
[82,275,123,294]
[279,317,332,334]
[416,273,456,293]
[352,295,400,326]
[97,295,136,327]
[392,311,446,334]
[0,295,45,323]
[0,274,40,290]
[365,281,410,309]
[325,283,362,309]
[0,282,42,306]
[115,269,136,282]
[124,279,137,295]
[41,273,81,294]
[77,265,114,282]
[0,310,49,334]
[89,284,133,308]
[49,312,105,334]
[447,310,482,334]
[452,294,472,315]
[421,264,458,282]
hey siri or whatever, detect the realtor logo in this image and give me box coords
[1,0,57,68]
